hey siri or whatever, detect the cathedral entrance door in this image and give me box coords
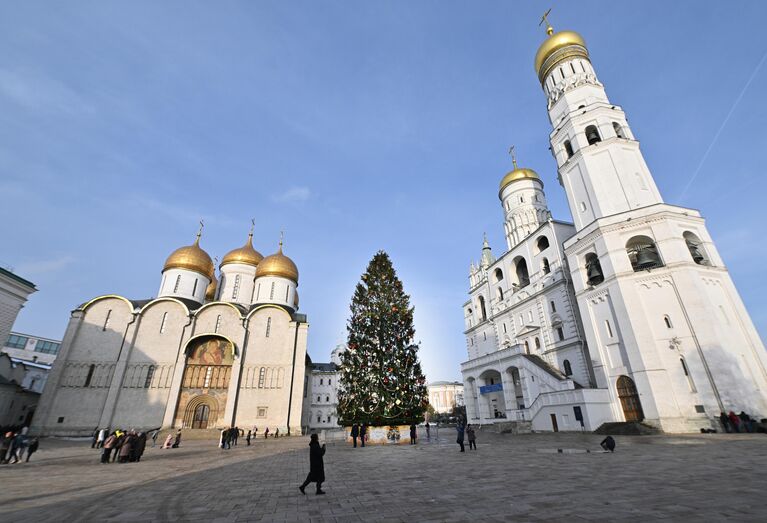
[617,375,644,422]
[192,404,210,429]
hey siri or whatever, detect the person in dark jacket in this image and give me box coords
[409,424,417,445]
[350,423,359,448]
[25,438,39,462]
[456,424,465,452]
[466,425,477,450]
[600,436,616,452]
[719,412,731,433]
[246,430,252,446]
[172,430,182,448]
[359,424,367,447]
[134,432,147,462]
[299,434,326,495]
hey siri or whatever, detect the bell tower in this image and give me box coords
[534,12,767,432]
[535,14,662,231]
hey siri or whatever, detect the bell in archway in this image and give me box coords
[586,260,604,284]
[688,243,705,264]
[635,247,660,269]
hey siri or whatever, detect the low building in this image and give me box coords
[0,353,39,427]
[302,344,344,432]
[2,331,61,393]
[427,381,464,414]
[0,267,37,362]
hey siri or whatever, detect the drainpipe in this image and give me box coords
[286,316,302,436]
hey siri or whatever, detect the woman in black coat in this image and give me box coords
[299,434,326,495]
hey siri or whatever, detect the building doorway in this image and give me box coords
[617,375,644,422]
[192,404,210,429]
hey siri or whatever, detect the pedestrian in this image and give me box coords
[162,433,174,449]
[112,432,125,462]
[172,430,182,448]
[246,430,252,446]
[360,423,367,447]
[151,430,159,447]
[728,411,741,433]
[119,432,134,463]
[719,412,731,433]
[233,426,239,446]
[9,432,27,463]
[0,431,13,464]
[425,422,431,439]
[298,433,326,495]
[25,438,39,462]
[102,432,117,463]
[96,428,107,449]
[220,429,227,449]
[467,424,477,450]
[91,427,99,449]
[253,426,259,439]
[600,436,616,452]
[456,423,465,452]
[264,427,270,439]
[275,428,280,439]
[350,423,359,448]
[135,432,147,462]
[739,411,752,433]
[409,423,417,445]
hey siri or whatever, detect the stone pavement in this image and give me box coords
[1,428,766,522]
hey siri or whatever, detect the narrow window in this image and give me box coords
[478,296,487,321]
[664,315,673,329]
[528,311,534,322]
[320,378,323,385]
[550,301,556,312]
[570,62,576,74]
[192,278,198,296]
[232,275,241,300]
[613,122,626,139]
[173,275,181,293]
[534,337,541,350]
[203,366,212,388]
[317,396,321,402]
[564,140,574,158]
[103,310,112,331]
[585,125,601,145]
[503,322,507,334]
[265,317,272,337]
[258,368,266,388]
[605,320,613,338]
[563,360,572,376]
[470,338,474,346]
[542,258,551,274]
[559,66,564,79]
[328,379,331,385]
[326,396,329,402]
[580,202,587,212]
[270,282,275,299]
[524,341,530,354]
[557,327,564,341]
[317,415,321,422]
[519,314,523,325]
[144,365,155,388]
[160,312,168,334]
[214,315,221,333]
[256,283,261,300]
[520,195,525,203]
[483,332,487,341]
[84,364,96,387]
[497,287,504,301]
[681,358,697,392]
[285,285,290,301]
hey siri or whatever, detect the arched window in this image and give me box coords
[613,122,626,139]
[536,236,550,252]
[585,125,601,145]
[626,235,663,271]
[680,357,697,392]
[478,296,487,321]
[494,268,504,282]
[524,341,530,354]
[534,337,541,350]
[585,253,604,285]
[496,287,504,301]
[232,274,241,300]
[514,257,530,288]
[664,315,673,329]
[173,275,181,293]
[542,258,551,274]
[563,360,572,376]
[683,231,709,265]
[564,140,574,158]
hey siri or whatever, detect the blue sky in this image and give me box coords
[2,2,766,381]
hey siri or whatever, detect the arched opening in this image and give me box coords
[506,366,525,409]
[514,257,530,288]
[616,375,644,422]
[626,235,663,271]
[524,340,530,354]
[175,335,235,429]
[585,125,602,145]
[585,253,604,285]
[563,360,573,377]
[664,315,673,329]
[564,140,574,158]
[494,268,504,282]
[534,337,541,351]
[683,231,709,265]
[613,122,626,139]
[496,287,504,301]
[542,257,551,274]
[536,236,550,253]
[478,296,487,322]
[479,369,506,419]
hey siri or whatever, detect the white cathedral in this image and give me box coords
[461,22,767,433]
[33,229,308,436]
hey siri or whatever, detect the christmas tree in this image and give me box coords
[337,251,428,426]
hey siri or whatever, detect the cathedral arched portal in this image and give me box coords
[616,375,644,422]
[174,335,236,429]
[478,369,506,420]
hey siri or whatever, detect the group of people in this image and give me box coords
[0,428,38,464]
[455,423,477,452]
[720,411,759,433]
[349,423,368,447]
[99,430,148,463]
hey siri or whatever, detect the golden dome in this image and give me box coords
[534,30,589,83]
[205,278,217,301]
[499,149,542,196]
[163,234,214,279]
[256,242,299,284]
[220,232,263,268]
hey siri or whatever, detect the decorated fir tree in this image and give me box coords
[337,251,428,426]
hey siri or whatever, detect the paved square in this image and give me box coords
[2,429,766,522]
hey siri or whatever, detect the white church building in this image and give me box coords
[33,228,308,436]
[461,21,767,433]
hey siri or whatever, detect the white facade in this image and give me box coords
[427,381,464,414]
[158,268,211,304]
[301,344,344,432]
[33,234,308,436]
[2,332,60,393]
[0,268,37,354]
[461,24,767,433]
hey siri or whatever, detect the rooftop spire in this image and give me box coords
[195,219,204,245]
[509,145,518,169]
[539,8,554,36]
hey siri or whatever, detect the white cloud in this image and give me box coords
[272,186,311,204]
[16,255,76,276]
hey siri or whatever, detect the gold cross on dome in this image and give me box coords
[539,8,554,35]
[249,218,255,236]
[508,145,518,169]
[196,219,204,244]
